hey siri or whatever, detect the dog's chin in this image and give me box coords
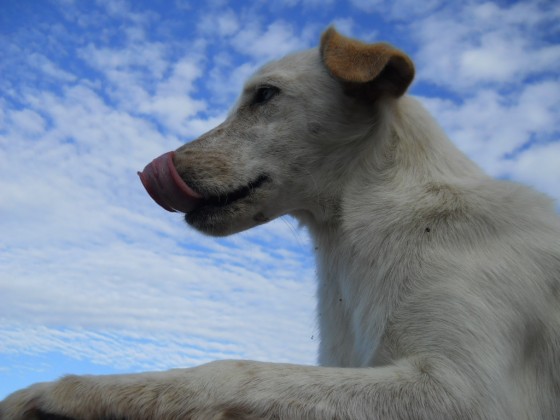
[185,201,270,237]
[183,173,276,236]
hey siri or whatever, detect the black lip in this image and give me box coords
[194,174,270,209]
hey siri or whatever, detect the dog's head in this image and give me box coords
[139,28,415,236]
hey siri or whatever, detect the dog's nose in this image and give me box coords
[138,151,202,213]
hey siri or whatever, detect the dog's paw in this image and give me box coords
[0,380,82,420]
[1,382,53,420]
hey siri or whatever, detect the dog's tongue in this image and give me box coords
[138,151,202,213]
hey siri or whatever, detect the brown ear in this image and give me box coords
[320,27,415,98]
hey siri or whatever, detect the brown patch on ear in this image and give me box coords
[320,27,415,98]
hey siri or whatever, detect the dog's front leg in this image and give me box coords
[0,362,246,420]
[1,358,473,419]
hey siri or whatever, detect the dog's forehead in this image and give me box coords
[245,48,321,88]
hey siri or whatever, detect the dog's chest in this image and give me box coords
[315,239,393,367]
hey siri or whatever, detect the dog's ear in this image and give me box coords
[320,27,414,99]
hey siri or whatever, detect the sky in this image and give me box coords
[0,0,558,399]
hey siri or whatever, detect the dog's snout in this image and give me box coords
[176,125,228,155]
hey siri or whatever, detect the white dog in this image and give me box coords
[2,27,559,420]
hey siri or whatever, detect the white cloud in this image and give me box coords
[0,317,316,372]
[0,9,318,377]
[140,57,208,134]
[231,21,309,60]
[8,109,46,135]
[0,226,316,357]
[457,32,560,85]
[78,38,212,137]
[349,0,443,17]
[420,79,560,204]
[504,141,560,203]
[96,0,156,25]
[412,2,560,90]
[0,100,5,127]
[27,53,77,82]
[405,0,559,208]
[79,41,169,80]
[197,8,240,37]
[348,0,382,13]
[0,83,175,245]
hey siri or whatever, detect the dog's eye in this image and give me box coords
[252,86,280,105]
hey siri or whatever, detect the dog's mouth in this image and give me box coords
[194,174,270,209]
[138,151,269,214]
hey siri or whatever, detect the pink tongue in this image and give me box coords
[138,151,202,213]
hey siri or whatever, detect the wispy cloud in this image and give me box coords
[412,1,560,89]
[231,21,311,60]
[408,1,560,200]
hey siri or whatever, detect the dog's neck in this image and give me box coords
[296,96,486,367]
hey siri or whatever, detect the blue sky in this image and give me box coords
[0,0,559,399]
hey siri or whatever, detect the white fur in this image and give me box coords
[2,31,559,420]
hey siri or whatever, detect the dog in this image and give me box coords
[2,27,559,420]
